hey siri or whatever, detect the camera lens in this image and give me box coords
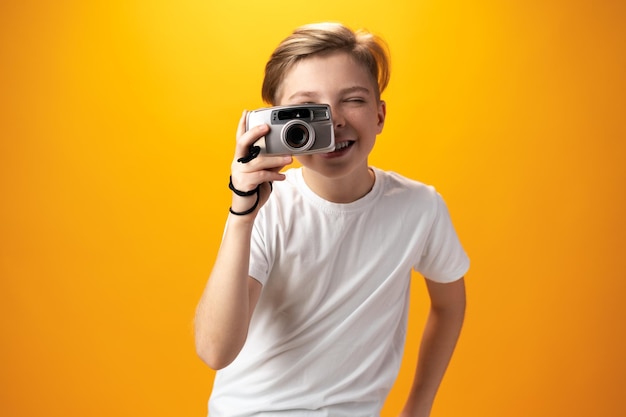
[285,125,308,148]
[282,120,315,151]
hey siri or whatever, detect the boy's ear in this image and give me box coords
[377,100,387,133]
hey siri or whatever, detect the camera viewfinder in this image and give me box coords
[277,108,311,120]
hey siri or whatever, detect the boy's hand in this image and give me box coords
[229,110,292,217]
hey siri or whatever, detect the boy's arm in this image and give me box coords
[194,111,291,370]
[194,215,263,370]
[399,277,466,417]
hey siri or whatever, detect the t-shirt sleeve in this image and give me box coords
[414,192,470,283]
[248,214,271,286]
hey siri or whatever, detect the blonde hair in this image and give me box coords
[261,22,390,105]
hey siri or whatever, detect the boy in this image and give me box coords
[195,22,469,417]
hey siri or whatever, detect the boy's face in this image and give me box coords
[276,51,386,180]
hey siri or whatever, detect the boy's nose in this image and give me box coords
[330,106,345,129]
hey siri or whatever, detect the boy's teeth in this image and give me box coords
[335,141,350,150]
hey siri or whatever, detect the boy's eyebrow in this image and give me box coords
[340,86,373,95]
[286,91,318,101]
[286,85,373,101]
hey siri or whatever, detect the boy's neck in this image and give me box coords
[301,166,376,204]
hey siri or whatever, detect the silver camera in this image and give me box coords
[246,104,335,155]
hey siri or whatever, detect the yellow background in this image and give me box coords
[1,0,625,416]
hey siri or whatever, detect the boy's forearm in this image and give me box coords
[400,279,466,417]
[194,216,258,369]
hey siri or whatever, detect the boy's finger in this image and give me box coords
[236,110,248,138]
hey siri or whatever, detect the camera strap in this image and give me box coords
[229,145,272,216]
[228,175,260,216]
[228,177,275,216]
[237,145,261,164]
[229,189,260,216]
[229,176,259,197]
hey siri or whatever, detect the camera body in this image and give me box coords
[246,104,335,155]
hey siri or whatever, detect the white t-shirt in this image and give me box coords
[209,167,469,417]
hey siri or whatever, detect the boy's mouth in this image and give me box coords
[320,140,354,158]
[333,140,354,152]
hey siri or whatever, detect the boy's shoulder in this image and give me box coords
[370,168,444,215]
[374,167,437,196]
